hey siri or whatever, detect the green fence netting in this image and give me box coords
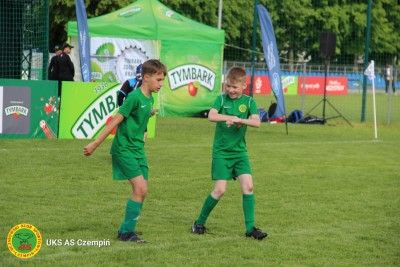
[0,0,49,80]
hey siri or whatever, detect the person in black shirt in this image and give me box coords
[48,45,62,80]
[56,43,75,98]
[57,43,75,81]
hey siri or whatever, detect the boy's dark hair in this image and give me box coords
[142,59,167,77]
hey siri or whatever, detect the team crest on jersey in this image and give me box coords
[239,104,247,113]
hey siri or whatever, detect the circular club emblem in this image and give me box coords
[115,46,147,82]
[239,104,247,113]
[7,223,42,258]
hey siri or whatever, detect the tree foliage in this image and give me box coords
[49,0,399,66]
[49,0,132,50]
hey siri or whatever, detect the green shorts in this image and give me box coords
[211,157,252,180]
[112,155,148,181]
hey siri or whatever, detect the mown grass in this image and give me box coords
[1,117,399,267]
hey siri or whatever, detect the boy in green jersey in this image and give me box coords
[83,59,167,243]
[191,66,268,240]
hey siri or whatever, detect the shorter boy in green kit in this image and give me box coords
[83,59,167,243]
[191,66,268,240]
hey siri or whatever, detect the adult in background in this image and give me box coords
[48,45,62,80]
[57,43,75,98]
[385,64,394,94]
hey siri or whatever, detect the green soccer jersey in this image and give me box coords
[110,88,153,158]
[211,94,258,159]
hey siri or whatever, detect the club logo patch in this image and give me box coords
[7,223,42,258]
[239,104,247,113]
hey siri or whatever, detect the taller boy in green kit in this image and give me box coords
[191,66,268,240]
[84,59,167,243]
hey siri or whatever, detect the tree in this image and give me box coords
[49,0,131,50]
[264,0,315,70]
[162,0,219,27]
[48,0,400,68]
[376,0,400,66]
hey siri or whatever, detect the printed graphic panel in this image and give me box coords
[59,81,157,139]
[0,80,58,139]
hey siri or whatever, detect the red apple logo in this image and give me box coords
[188,81,198,96]
[44,103,54,114]
[13,112,20,119]
[283,87,288,94]
[106,116,117,135]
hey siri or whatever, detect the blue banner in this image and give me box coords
[75,0,91,82]
[257,5,286,119]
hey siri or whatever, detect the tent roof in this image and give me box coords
[67,0,224,44]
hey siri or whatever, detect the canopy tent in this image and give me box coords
[67,0,225,116]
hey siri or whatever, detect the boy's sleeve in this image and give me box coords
[211,94,223,112]
[249,97,259,115]
[118,92,137,118]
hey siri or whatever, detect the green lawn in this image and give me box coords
[1,117,399,266]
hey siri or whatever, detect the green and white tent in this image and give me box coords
[67,0,225,116]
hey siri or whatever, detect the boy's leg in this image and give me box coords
[238,173,267,240]
[196,180,227,224]
[119,198,142,234]
[238,174,255,233]
[192,180,227,234]
[118,175,147,242]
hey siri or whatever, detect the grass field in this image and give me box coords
[1,117,399,267]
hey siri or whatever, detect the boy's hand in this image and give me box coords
[150,109,158,117]
[226,119,234,127]
[83,142,98,156]
[226,117,241,127]
[235,122,243,128]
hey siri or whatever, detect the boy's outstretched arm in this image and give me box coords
[208,108,260,128]
[208,108,239,123]
[83,113,124,156]
[237,114,261,128]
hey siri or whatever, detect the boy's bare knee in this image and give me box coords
[212,189,225,199]
[134,187,147,198]
[140,188,148,197]
[247,186,254,194]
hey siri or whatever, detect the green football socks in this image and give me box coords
[196,194,219,225]
[243,194,255,234]
[119,199,142,234]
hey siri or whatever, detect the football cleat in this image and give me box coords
[245,227,268,240]
[118,232,146,243]
[191,221,206,234]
